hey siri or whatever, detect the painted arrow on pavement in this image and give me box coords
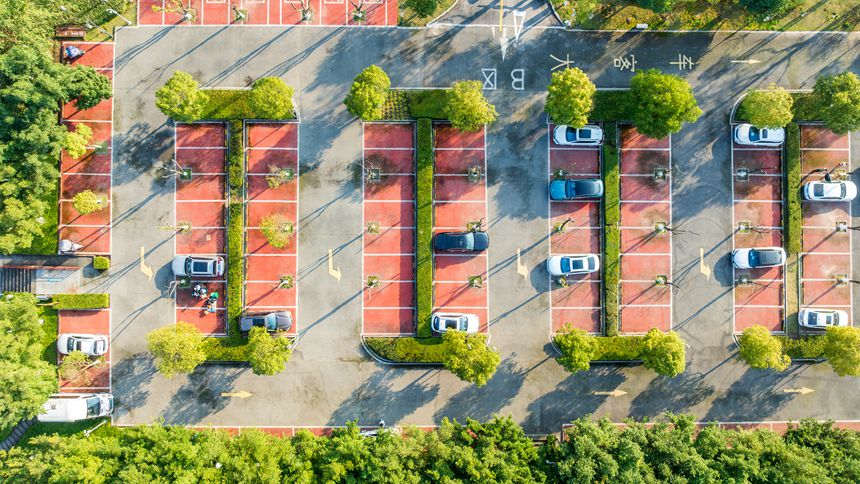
[593,389,628,397]
[783,387,814,395]
[730,59,761,64]
[222,390,254,399]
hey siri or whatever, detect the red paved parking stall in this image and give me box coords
[433,123,489,333]
[618,126,672,333]
[139,0,398,26]
[174,123,228,335]
[799,125,853,329]
[59,42,114,255]
[731,123,786,332]
[548,123,601,334]
[362,123,416,335]
[244,122,299,335]
[58,309,111,393]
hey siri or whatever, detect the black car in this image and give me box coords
[433,231,489,253]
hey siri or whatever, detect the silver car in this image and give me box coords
[239,311,293,333]
[171,255,225,277]
[57,334,108,356]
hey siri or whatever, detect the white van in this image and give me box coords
[37,393,113,422]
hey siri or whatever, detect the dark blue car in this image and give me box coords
[433,231,489,253]
[549,179,604,200]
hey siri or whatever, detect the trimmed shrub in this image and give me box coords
[592,90,634,122]
[53,293,110,310]
[72,190,108,215]
[408,90,448,119]
[553,326,597,373]
[602,123,620,336]
[92,256,110,270]
[226,202,244,325]
[344,65,391,121]
[636,0,678,13]
[155,71,208,122]
[784,123,802,255]
[365,336,447,363]
[416,118,433,338]
[545,67,595,127]
[444,81,497,133]
[249,77,294,120]
[779,335,826,360]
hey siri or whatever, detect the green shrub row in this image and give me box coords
[52,293,109,310]
[364,336,447,363]
[591,335,645,361]
[92,256,110,270]
[602,123,620,336]
[226,201,244,330]
[416,118,434,338]
[778,335,827,360]
[228,120,244,199]
[784,122,802,256]
[380,90,449,121]
[592,91,634,122]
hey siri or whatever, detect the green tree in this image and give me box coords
[0,293,57,432]
[640,329,686,377]
[545,67,595,127]
[72,190,108,215]
[63,123,93,160]
[155,71,208,122]
[444,80,498,133]
[67,66,113,110]
[247,327,292,375]
[737,324,790,371]
[407,0,438,17]
[824,326,860,376]
[146,322,206,378]
[249,77,294,119]
[343,65,390,121]
[741,84,794,128]
[58,350,94,385]
[260,213,295,248]
[629,69,702,139]
[553,325,596,373]
[813,72,860,134]
[0,0,58,54]
[442,331,500,386]
[636,0,678,12]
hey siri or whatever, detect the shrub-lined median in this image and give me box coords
[602,123,620,336]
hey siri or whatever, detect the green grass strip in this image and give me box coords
[416,118,434,338]
[365,336,446,363]
[52,293,110,310]
[602,123,620,336]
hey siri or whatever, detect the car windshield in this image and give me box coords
[748,126,761,142]
[86,397,100,417]
[565,127,578,142]
[265,315,277,331]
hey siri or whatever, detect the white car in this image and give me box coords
[57,334,108,356]
[802,180,857,201]
[171,255,225,277]
[431,313,479,334]
[733,124,785,146]
[798,308,849,329]
[546,254,600,277]
[731,247,786,269]
[553,124,603,146]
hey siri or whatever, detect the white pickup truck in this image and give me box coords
[37,393,113,422]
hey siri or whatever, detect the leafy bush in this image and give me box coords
[92,256,110,270]
[226,202,244,324]
[260,213,295,249]
[408,89,448,119]
[629,69,701,139]
[344,65,390,121]
[416,119,433,338]
[545,67,595,127]
[740,84,794,128]
[741,0,802,15]
[636,0,678,13]
[62,123,92,159]
[146,322,206,378]
[602,123,620,335]
[442,331,500,387]
[72,189,108,215]
[228,120,243,198]
[444,81,497,132]
[824,326,860,376]
[155,71,208,122]
[201,337,251,361]
[553,326,597,372]
[67,66,112,110]
[365,336,447,363]
[52,293,110,310]
[247,327,292,375]
[738,325,790,371]
[779,335,826,359]
[784,123,802,255]
[641,329,686,377]
[249,77,294,119]
[591,335,646,361]
[812,72,860,134]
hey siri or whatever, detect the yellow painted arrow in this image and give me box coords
[221,390,253,399]
[516,249,528,281]
[328,249,342,283]
[593,389,627,397]
[139,246,153,280]
[783,387,814,395]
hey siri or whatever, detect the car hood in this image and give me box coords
[171,256,187,276]
[845,181,858,200]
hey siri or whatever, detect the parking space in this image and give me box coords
[243,122,299,335]
[432,123,489,332]
[174,123,228,335]
[362,122,416,335]
[547,124,602,334]
[799,125,853,328]
[139,0,397,26]
[731,125,785,332]
[618,126,672,333]
[59,42,113,255]
[57,309,111,393]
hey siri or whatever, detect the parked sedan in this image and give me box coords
[239,311,293,333]
[546,254,600,277]
[552,124,604,146]
[171,255,225,277]
[431,313,479,334]
[798,308,849,329]
[433,231,489,253]
[802,180,857,201]
[57,334,108,357]
[733,124,785,146]
[549,178,604,200]
[731,247,786,269]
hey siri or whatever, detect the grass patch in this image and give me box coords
[602,123,620,336]
[592,91,634,123]
[779,335,827,359]
[365,336,446,363]
[416,119,434,338]
[398,0,456,27]
[19,182,59,255]
[201,90,255,121]
[17,418,115,449]
[408,90,448,120]
[84,1,138,42]
[51,293,110,310]
[38,304,59,366]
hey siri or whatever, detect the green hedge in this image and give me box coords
[784,122,802,255]
[228,120,244,199]
[779,335,827,360]
[380,90,449,121]
[416,118,434,338]
[365,336,447,363]
[92,256,110,270]
[602,123,620,336]
[202,336,251,361]
[591,335,645,361]
[790,93,820,122]
[226,202,244,329]
[52,293,110,310]
[592,91,634,122]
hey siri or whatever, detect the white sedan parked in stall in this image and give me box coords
[546,254,600,277]
[802,180,857,201]
[798,308,849,329]
[57,334,109,356]
[552,124,604,146]
[431,313,479,334]
[733,124,785,146]
[731,247,786,269]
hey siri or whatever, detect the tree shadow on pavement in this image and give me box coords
[434,357,526,423]
[111,353,157,419]
[703,366,806,423]
[161,364,247,425]
[628,371,716,419]
[327,369,440,427]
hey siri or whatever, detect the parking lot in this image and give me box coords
[244,122,300,335]
[173,123,229,335]
[547,123,602,334]
[138,0,397,26]
[800,125,853,327]
[57,309,111,393]
[731,124,785,333]
[432,124,489,333]
[59,41,113,255]
[361,122,416,335]
[618,126,672,333]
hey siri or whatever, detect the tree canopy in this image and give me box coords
[442,331,500,386]
[741,83,794,128]
[155,71,209,122]
[813,72,860,134]
[249,77,294,119]
[146,322,206,378]
[247,327,292,375]
[553,325,596,373]
[629,69,702,139]
[738,324,791,371]
[641,329,686,377]
[824,326,860,377]
[344,64,391,121]
[545,67,596,127]
[444,80,498,133]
